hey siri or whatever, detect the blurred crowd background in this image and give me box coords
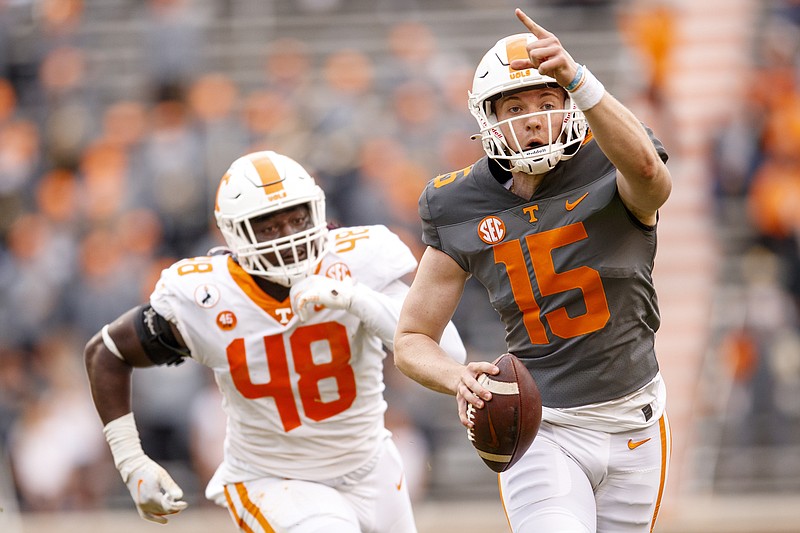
[0,0,798,526]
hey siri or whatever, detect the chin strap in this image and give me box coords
[511,152,560,175]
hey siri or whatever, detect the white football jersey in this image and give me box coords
[149,225,416,482]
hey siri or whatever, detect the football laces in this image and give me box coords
[466,373,491,442]
[466,405,476,442]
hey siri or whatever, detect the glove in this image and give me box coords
[120,454,188,523]
[290,275,355,322]
[104,413,188,524]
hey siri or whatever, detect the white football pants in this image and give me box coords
[499,414,671,533]
[222,437,417,533]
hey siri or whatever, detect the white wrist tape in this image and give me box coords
[102,324,125,361]
[568,66,605,111]
[103,412,147,480]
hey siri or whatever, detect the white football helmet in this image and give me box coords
[214,151,329,287]
[469,33,587,175]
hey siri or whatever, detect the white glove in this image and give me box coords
[103,413,188,524]
[290,275,356,322]
[291,275,406,349]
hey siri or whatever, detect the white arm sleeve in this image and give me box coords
[348,280,405,351]
[440,319,467,364]
[350,279,467,362]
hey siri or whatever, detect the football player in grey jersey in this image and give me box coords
[395,9,673,533]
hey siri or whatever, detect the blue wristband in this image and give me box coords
[564,64,584,92]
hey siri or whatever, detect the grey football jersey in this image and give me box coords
[419,134,668,408]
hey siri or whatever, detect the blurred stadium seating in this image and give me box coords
[1,0,800,531]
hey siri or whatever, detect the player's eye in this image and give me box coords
[257,227,277,240]
[251,219,277,237]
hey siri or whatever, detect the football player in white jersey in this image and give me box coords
[84,150,467,532]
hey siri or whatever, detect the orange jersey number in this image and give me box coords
[494,222,610,344]
[227,322,357,432]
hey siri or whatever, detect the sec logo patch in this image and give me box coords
[478,216,506,244]
[325,262,351,281]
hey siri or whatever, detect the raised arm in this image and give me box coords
[513,8,672,225]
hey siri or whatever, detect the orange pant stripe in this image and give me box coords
[649,414,670,533]
[235,482,276,533]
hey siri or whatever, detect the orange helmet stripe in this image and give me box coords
[214,152,286,213]
[249,153,286,195]
[505,36,530,72]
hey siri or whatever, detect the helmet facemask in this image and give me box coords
[221,204,328,286]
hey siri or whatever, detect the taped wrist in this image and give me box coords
[567,66,605,111]
[103,412,147,481]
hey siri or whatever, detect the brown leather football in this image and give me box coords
[466,353,542,473]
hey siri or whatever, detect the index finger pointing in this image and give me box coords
[515,8,549,38]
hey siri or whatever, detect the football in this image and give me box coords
[466,353,542,473]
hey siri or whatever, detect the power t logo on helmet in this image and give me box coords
[468,33,587,175]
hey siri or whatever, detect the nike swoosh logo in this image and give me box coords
[627,437,651,450]
[395,473,404,491]
[565,192,589,211]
